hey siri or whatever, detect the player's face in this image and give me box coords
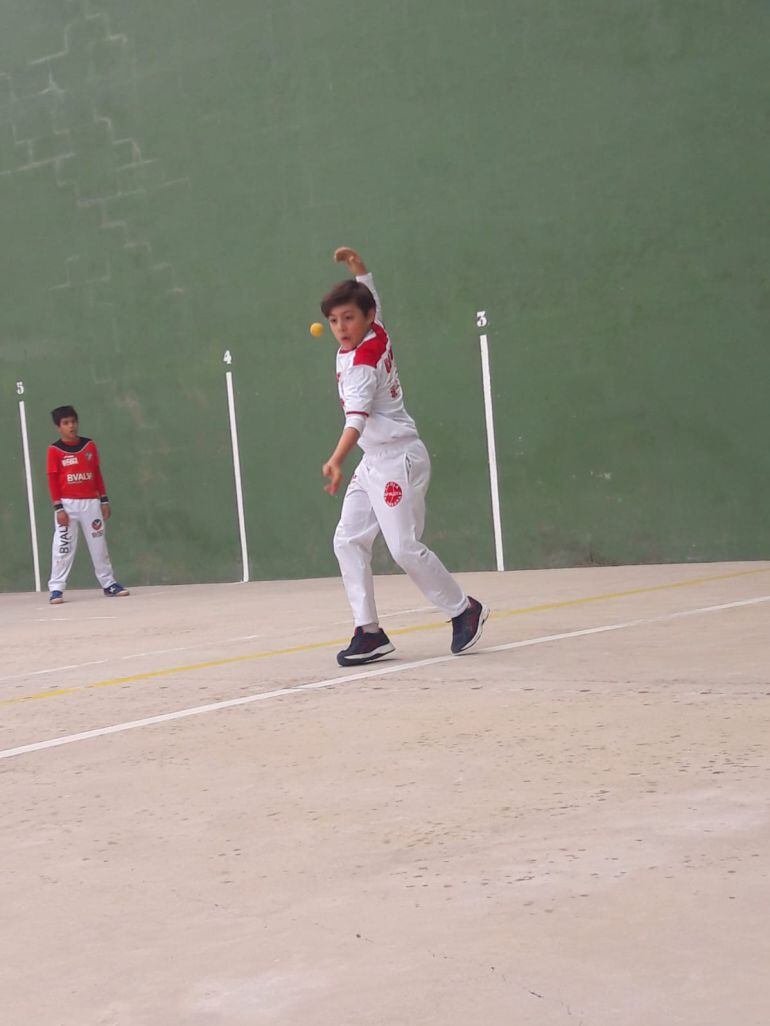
[58,416,79,443]
[327,303,375,351]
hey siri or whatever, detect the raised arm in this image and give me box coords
[334,246,383,323]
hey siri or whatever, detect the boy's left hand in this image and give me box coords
[322,460,343,495]
[101,502,111,520]
[334,247,367,276]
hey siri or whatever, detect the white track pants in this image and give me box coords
[48,498,117,592]
[334,440,467,627]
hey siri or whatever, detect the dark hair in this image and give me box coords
[51,405,78,425]
[320,279,376,318]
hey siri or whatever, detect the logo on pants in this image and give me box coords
[384,481,403,507]
[91,517,104,537]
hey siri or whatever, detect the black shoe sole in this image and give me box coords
[337,642,395,667]
[452,603,490,655]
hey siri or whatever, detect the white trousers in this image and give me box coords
[334,439,467,627]
[48,498,117,592]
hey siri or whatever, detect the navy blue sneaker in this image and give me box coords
[104,582,130,597]
[337,627,395,667]
[451,597,489,654]
[49,590,64,605]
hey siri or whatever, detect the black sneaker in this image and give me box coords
[337,627,395,667]
[451,597,489,654]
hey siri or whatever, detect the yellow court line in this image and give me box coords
[3,564,769,707]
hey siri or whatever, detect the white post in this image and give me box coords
[17,387,42,592]
[477,322,505,572]
[223,354,250,583]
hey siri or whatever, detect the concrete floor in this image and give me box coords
[1,561,769,1026]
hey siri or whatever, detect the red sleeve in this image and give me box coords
[92,442,108,497]
[47,447,62,504]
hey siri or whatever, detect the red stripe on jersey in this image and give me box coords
[352,323,388,368]
[346,410,369,417]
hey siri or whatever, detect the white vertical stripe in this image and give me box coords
[18,400,41,592]
[479,334,505,572]
[225,370,249,583]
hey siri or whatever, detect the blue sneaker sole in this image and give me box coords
[337,641,395,667]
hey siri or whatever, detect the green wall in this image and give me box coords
[1,1,768,592]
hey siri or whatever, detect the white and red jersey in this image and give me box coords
[335,272,419,453]
[47,437,108,506]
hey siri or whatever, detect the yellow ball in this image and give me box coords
[310,321,324,337]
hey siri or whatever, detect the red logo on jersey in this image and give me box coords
[384,482,402,507]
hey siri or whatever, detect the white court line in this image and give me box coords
[224,603,435,636]
[0,659,111,683]
[0,605,433,685]
[225,368,250,583]
[29,617,117,623]
[330,605,432,626]
[18,397,41,593]
[1,593,767,763]
[479,332,505,572]
[28,589,178,610]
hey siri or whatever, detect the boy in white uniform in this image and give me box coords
[321,247,488,666]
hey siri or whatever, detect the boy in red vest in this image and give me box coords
[46,405,129,604]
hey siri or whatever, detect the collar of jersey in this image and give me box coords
[338,327,377,355]
[54,437,90,452]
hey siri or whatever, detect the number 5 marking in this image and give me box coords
[476,311,488,328]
